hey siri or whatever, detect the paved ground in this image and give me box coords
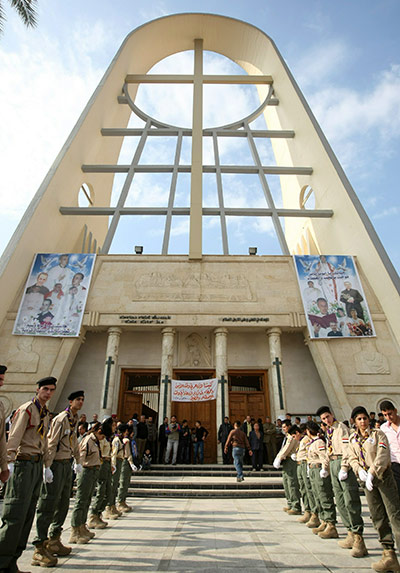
[13,496,387,572]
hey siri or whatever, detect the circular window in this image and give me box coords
[299,185,315,210]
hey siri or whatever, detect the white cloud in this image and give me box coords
[295,40,352,88]
[373,206,399,220]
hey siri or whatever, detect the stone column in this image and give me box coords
[214,327,228,464]
[159,327,176,421]
[100,327,122,418]
[267,327,286,420]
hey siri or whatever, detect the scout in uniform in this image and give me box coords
[273,421,301,514]
[104,424,126,519]
[69,421,111,544]
[0,376,56,573]
[32,389,84,566]
[88,417,116,529]
[348,406,400,572]
[316,405,366,556]
[305,420,338,539]
[116,425,135,513]
[0,366,10,487]
[293,424,319,527]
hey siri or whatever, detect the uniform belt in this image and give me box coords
[297,460,307,465]
[330,455,342,460]
[85,465,100,470]
[309,463,322,468]
[53,458,73,464]
[16,454,42,462]
[103,457,111,462]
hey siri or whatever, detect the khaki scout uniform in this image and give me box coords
[34,408,80,545]
[0,400,7,475]
[348,428,400,551]
[297,436,316,514]
[109,435,124,507]
[0,399,51,571]
[326,420,363,534]
[71,433,102,528]
[307,436,336,524]
[117,437,134,504]
[278,434,301,512]
[91,437,113,516]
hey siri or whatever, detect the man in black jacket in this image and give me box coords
[158,417,168,463]
[218,417,233,464]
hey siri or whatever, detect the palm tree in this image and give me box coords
[0,0,38,34]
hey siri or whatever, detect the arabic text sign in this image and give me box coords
[171,378,218,402]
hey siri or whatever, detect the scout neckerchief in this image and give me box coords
[306,436,321,449]
[65,406,77,445]
[32,397,48,438]
[354,429,369,470]
[325,419,337,455]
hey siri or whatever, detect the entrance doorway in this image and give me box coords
[118,370,160,423]
[172,371,217,463]
[229,371,269,423]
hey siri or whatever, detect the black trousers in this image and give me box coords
[252,448,263,470]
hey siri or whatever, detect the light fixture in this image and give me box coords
[134,245,143,254]
[248,247,257,255]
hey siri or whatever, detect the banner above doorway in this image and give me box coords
[171,378,218,402]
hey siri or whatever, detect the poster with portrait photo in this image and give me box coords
[293,255,375,339]
[13,253,96,337]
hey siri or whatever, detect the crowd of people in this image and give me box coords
[1,362,400,572]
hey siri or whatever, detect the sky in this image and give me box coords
[0,0,399,272]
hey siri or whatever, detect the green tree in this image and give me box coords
[0,0,38,34]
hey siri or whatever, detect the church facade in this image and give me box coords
[0,14,399,463]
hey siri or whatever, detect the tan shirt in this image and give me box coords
[100,438,111,460]
[297,435,310,462]
[278,434,298,460]
[111,435,124,466]
[122,437,133,464]
[7,399,50,464]
[46,410,80,467]
[325,420,350,470]
[79,433,102,467]
[306,436,330,471]
[0,401,7,471]
[347,429,391,480]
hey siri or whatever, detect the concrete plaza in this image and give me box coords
[14,496,386,573]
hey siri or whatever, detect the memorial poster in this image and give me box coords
[13,253,96,337]
[293,255,375,339]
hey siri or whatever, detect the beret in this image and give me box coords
[37,376,57,388]
[68,390,85,401]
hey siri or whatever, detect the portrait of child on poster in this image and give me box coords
[293,255,375,339]
[13,253,96,337]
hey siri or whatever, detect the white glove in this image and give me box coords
[320,468,329,479]
[306,464,310,477]
[338,469,348,481]
[273,457,281,469]
[43,467,53,484]
[8,462,14,476]
[358,469,368,482]
[74,463,83,474]
[291,453,297,461]
[130,463,138,472]
[366,471,374,492]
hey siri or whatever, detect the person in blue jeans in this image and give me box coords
[193,421,209,464]
[224,421,253,482]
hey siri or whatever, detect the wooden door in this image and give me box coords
[229,393,267,424]
[172,400,217,463]
[119,392,142,422]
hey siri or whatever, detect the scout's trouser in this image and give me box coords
[309,466,336,523]
[109,458,122,506]
[117,459,132,504]
[71,466,100,527]
[330,457,363,534]
[281,458,301,512]
[365,467,400,550]
[34,458,73,544]
[91,460,112,515]
[297,461,317,513]
[0,457,43,571]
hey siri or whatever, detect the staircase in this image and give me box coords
[127,464,285,498]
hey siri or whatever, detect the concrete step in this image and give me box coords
[126,488,286,498]
[129,477,284,490]
[134,469,282,478]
